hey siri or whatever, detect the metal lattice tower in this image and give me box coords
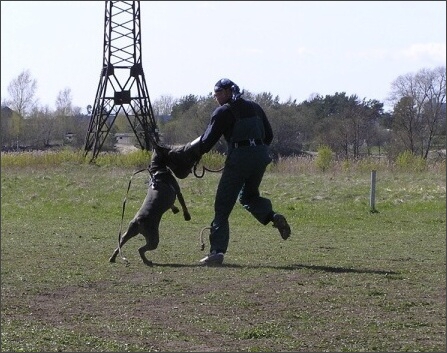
[84,0,159,161]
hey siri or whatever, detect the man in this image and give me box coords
[169,78,291,265]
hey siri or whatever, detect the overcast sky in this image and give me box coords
[1,1,445,113]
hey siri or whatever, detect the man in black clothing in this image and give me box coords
[169,78,291,265]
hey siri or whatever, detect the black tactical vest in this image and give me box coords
[226,101,265,144]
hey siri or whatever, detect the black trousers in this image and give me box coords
[209,145,273,253]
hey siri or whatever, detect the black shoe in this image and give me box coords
[273,214,291,240]
[199,250,224,265]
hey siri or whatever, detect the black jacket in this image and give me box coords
[199,98,273,154]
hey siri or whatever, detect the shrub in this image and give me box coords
[395,150,427,172]
[94,149,151,169]
[315,145,333,172]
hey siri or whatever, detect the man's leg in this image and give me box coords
[209,166,245,253]
[239,160,291,239]
[199,165,244,265]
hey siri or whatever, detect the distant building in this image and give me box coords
[114,133,135,145]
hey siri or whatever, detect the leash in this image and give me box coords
[193,162,224,178]
[117,168,148,264]
[192,161,222,249]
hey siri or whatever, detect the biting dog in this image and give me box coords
[109,147,192,266]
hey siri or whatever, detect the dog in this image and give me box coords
[109,147,192,266]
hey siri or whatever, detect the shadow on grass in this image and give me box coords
[286,264,399,275]
[150,262,399,275]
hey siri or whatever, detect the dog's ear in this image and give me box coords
[153,145,170,160]
[149,146,168,174]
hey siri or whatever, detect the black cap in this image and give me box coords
[214,78,235,92]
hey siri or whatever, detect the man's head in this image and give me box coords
[213,78,242,105]
[214,78,235,92]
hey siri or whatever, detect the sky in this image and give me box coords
[1,1,446,114]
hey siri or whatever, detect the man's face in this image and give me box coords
[213,88,232,106]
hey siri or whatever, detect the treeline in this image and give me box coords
[1,66,445,160]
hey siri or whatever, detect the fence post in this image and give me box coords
[370,170,379,213]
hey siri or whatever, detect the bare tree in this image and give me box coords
[420,66,446,156]
[152,94,177,118]
[26,105,56,147]
[388,66,446,158]
[55,88,73,116]
[6,69,38,117]
[51,88,73,142]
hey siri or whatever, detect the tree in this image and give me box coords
[53,88,75,143]
[26,105,56,147]
[0,106,24,148]
[153,94,177,118]
[388,66,446,158]
[171,94,199,119]
[55,88,73,116]
[6,70,38,117]
[304,93,381,159]
[114,114,132,133]
[266,103,303,157]
[253,92,280,109]
[163,95,215,146]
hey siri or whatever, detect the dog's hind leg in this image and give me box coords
[138,244,154,266]
[139,230,160,266]
[109,221,139,263]
[137,214,162,266]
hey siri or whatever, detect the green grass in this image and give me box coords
[1,153,446,352]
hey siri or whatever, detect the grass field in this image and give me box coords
[1,154,446,352]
